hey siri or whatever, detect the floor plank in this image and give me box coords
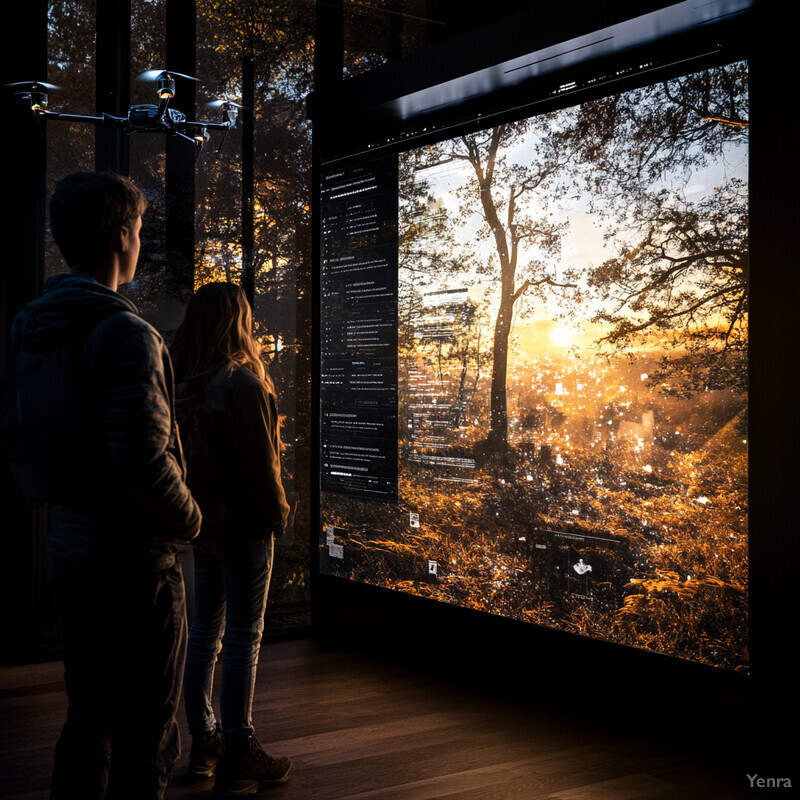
[0,638,786,799]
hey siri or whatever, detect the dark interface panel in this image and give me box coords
[320,160,399,501]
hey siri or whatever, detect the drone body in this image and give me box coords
[128,104,187,131]
[6,72,241,151]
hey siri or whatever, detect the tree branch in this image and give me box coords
[512,275,576,303]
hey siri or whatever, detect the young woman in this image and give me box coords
[171,282,291,796]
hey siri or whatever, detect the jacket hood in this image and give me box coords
[14,273,138,353]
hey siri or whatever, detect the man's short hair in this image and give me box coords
[50,172,148,269]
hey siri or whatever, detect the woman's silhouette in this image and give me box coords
[172,282,291,796]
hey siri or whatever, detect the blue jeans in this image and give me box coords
[183,537,274,744]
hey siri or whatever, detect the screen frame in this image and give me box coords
[310,0,786,704]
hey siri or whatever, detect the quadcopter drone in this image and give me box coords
[7,70,241,151]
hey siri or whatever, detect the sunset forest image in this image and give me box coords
[322,61,748,670]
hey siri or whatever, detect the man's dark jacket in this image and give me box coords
[6,273,201,574]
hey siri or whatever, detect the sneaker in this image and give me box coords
[213,736,292,797]
[186,723,224,781]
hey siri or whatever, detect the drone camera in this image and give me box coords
[128,104,160,127]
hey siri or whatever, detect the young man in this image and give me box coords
[3,172,202,798]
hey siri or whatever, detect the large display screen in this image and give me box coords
[320,60,749,671]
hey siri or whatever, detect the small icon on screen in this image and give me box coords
[573,558,593,576]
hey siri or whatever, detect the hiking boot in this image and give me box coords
[213,736,291,797]
[186,723,224,781]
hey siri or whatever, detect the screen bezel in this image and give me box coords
[311,3,757,694]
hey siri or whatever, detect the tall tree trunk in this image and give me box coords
[487,284,513,449]
[472,126,515,452]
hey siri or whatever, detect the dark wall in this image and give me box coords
[0,0,49,664]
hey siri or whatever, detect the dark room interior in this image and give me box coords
[1,1,796,798]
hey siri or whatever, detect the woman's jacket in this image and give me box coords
[176,363,289,548]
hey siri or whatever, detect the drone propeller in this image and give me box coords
[5,80,60,111]
[207,99,244,109]
[138,69,197,100]
[137,69,197,82]
[207,98,244,128]
[5,80,60,90]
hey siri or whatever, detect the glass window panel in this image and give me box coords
[45,0,97,277]
[124,0,176,331]
[343,0,436,78]
[42,0,315,628]
[195,0,315,621]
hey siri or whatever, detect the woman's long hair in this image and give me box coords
[171,282,274,395]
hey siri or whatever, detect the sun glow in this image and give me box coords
[550,325,573,348]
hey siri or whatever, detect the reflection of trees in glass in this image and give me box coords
[125,1,175,327]
[342,0,431,78]
[194,0,315,606]
[131,0,165,101]
[46,0,98,276]
[46,1,316,609]
[194,0,313,305]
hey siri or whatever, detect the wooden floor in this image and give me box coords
[0,637,782,799]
